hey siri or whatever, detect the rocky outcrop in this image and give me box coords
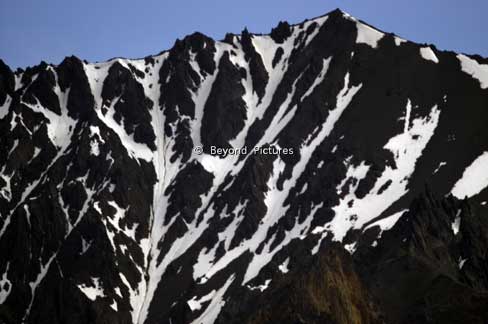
[356,191,488,323]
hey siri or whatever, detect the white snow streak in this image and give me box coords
[0,95,11,120]
[191,276,234,324]
[451,151,488,198]
[433,161,447,174]
[364,209,407,243]
[328,101,441,241]
[451,210,461,235]
[247,279,272,292]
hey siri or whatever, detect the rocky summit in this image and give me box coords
[1,8,488,324]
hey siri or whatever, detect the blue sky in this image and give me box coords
[1,0,487,69]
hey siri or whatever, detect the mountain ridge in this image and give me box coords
[4,8,488,74]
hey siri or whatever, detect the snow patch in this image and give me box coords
[365,209,407,232]
[300,57,332,101]
[356,22,384,48]
[433,161,447,174]
[78,277,105,301]
[344,242,357,254]
[394,37,407,46]
[451,210,461,235]
[110,300,118,311]
[22,87,75,149]
[451,151,488,199]
[457,54,488,89]
[278,258,290,274]
[459,257,467,269]
[420,47,439,63]
[188,290,215,312]
[0,174,12,202]
[247,279,272,292]
[302,16,329,48]
[90,140,100,156]
[364,209,407,241]
[0,263,12,304]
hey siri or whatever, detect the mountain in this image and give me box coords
[1,8,488,324]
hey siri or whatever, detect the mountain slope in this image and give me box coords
[0,8,487,324]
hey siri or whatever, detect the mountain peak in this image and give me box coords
[1,9,488,324]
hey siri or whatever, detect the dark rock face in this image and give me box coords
[356,191,488,323]
[1,8,488,324]
[218,242,384,324]
[102,62,156,150]
[240,28,269,102]
[270,21,292,44]
[201,52,247,152]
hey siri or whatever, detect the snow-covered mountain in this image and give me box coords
[1,8,488,324]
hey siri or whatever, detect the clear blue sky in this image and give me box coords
[1,0,487,70]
